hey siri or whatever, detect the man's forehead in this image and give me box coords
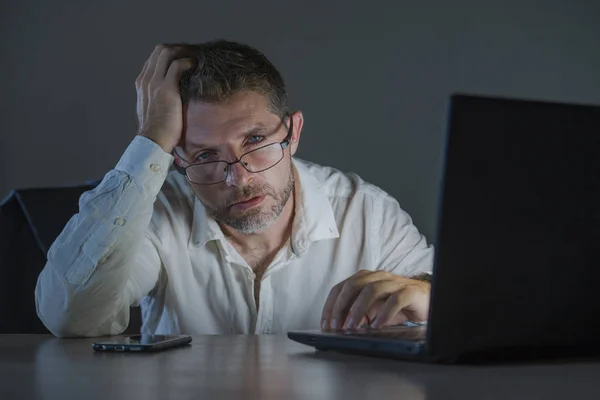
[186,91,269,117]
[185,94,276,130]
[184,109,273,139]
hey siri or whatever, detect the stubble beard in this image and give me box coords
[200,165,295,235]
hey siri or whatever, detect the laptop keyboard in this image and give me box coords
[334,325,427,342]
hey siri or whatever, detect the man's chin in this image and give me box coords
[226,204,263,219]
[224,215,277,235]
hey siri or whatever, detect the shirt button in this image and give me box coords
[149,164,161,172]
[114,217,126,226]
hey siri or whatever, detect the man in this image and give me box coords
[35,40,433,337]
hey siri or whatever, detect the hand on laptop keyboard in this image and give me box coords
[321,270,431,331]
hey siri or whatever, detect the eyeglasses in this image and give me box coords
[174,115,293,185]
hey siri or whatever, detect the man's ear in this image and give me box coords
[289,111,304,157]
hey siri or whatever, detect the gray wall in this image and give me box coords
[2,0,599,241]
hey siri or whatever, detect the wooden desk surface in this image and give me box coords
[1,334,599,400]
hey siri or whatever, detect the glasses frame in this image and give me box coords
[174,114,293,185]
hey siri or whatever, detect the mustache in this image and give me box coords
[225,184,275,207]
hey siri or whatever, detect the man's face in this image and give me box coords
[178,91,302,234]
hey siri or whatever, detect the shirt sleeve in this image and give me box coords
[35,136,173,337]
[373,194,434,277]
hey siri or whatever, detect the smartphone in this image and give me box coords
[92,334,192,353]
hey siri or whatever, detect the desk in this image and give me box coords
[1,335,599,399]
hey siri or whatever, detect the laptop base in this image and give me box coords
[288,328,429,362]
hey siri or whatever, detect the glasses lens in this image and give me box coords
[240,143,284,172]
[186,161,228,184]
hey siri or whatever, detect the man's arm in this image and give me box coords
[321,195,434,330]
[35,44,196,338]
[35,137,171,337]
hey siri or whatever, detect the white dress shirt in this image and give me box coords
[35,136,434,337]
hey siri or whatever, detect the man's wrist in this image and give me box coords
[115,136,174,194]
[411,272,432,283]
[138,132,175,155]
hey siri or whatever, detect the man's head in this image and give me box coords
[173,40,303,235]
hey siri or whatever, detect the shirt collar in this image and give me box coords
[189,197,225,248]
[289,159,339,255]
[189,158,340,253]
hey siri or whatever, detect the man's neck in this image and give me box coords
[220,191,295,255]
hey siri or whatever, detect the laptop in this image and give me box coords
[288,94,600,363]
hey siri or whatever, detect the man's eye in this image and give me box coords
[247,135,264,145]
[196,151,215,161]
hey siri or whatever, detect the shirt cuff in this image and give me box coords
[115,136,174,196]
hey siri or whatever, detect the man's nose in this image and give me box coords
[225,161,253,187]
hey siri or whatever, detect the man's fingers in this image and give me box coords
[370,283,430,329]
[152,46,186,82]
[135,58,150,88]
[371,284,429,328]
[321,282,343,330]
[329,271,392,329]
[165,57,195,85]
[321,270,371,329]
[343,280,404,330]
[370,290,412,328]
[135,56,153,127]
[135,46,157,86]
[139,45,164,86]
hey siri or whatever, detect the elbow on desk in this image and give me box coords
[34,282,85,338]
[34,274,121,338]
[35,296,120,338]
[36,310,84,339]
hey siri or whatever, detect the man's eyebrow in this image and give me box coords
[186,125,270,151]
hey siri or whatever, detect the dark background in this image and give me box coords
[1,0,599,241]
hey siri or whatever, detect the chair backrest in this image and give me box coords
[0,184,141,334]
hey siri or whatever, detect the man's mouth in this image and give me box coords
[229,196,266,210]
